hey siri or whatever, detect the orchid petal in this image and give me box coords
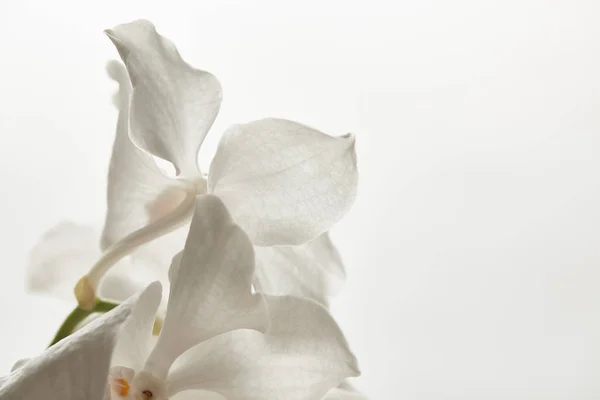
[101,60,173,251]
[26,222,139,302]
[208,118,358,246]
[166,295,359,400]
[0,285,149,399]
[27,222,101,301]
[144,195,268,378]
[112,281,162,371]
[254,233,346,305]
[105,20,222,177]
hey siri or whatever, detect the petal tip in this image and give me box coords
[195,194,231,222]
[103,28,118,42]
[147,280,163,294]
[347,358,361,377]
[341,132,357,152]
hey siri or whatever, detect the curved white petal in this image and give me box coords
[27,222,140,302]
[105,20,222,177]
[208,118,358,246]
[112,281,162,371]
[0,285,148,399]
[324,388,368,399]
[101,60,173,251]
[166,295,359,400]
[254,233,346,305]
[144,195,268,378]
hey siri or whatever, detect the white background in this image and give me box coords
[1,0,600,398]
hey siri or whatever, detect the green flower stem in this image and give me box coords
[49,299,119,347]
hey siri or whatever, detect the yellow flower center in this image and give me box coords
[111,377,130,397]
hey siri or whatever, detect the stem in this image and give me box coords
[49,299,119,347]
[86,189,196,289]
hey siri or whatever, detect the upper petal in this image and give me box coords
[101,60,173,251]
[166,295,359,400]
[143,195,268,378]
[0,285,151,399]
[112,281,162,371]
[105,20,222,177]
[208,118,358,246]
[253,232,346,305]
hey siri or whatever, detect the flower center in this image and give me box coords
[108,367,167,400]
[108,366,134,399]
[112,378,130,396]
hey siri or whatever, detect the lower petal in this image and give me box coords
[143,196,268,378]
[112,281,162,371]
[0,285,150,399]
[166,295,359,400]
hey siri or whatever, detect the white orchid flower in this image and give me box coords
[84,18,357,308]
[29,18,356,309]
[0,283,154,399]
[104,194,358,400]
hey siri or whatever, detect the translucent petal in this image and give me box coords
[166,295,359,399]
[254,232,346,305]
[105,20,222,177]
[0,285,146,399]
[101,60,173,251]
[144,195,268,378]
[26,222,139,302]
[27,222,102,301]
[112,281,162,371]
[208,118,358,246]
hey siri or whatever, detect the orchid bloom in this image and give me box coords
[105,194,359,400]
[0,284,150,399]
[65,19,357,309]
